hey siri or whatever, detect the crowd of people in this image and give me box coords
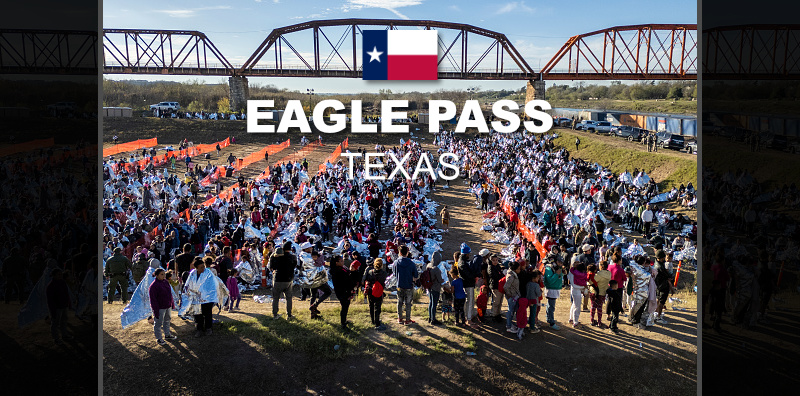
[104,135,456,342]
[432,129,697,334]
[0,141,98,345]
[100,122,704,347]
[701,166,798,331]
[152,108,246,120]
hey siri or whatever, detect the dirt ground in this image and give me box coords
[103,290,696,396]
[102,117,697,395]
[0,303,98,394]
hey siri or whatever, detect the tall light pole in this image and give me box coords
[466,87,477,101]
[306,88,315,117]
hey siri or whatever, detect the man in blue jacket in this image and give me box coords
[394,245,418,325]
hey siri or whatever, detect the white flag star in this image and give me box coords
[367,46,383,63]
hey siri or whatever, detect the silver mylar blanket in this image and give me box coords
[18,263,58,328]
[623,243,645,258]
[236,260,255,284]
[628,263,651,301]
[295,251,329,289]
[120,266,180,329]
[178,269,229,316]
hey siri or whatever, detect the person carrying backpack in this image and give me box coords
[423,252,445,325]
[363,258,388,330]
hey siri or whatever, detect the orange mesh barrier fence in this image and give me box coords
[199,139,288,187]
[103,138,157,157]
[317,137,348,173]
[109,137,229,174]
[483,175,547,271]
[234,139,290,171]
[0,138,55,157]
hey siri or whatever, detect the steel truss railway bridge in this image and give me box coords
[11,21,795,110]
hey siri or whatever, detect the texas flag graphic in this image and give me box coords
[362,30,438,80]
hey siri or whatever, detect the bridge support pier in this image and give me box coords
[229,76,250,113]
[525,80,545,102]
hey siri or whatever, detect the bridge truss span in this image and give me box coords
[540,24,697,80]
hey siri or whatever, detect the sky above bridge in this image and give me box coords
[103,0,697,93]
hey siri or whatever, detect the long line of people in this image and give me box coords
[431,130,696,335]
[152,108,246,120]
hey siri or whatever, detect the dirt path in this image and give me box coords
[1,304,96,394]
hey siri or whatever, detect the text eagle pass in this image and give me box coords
[246,99,554,134]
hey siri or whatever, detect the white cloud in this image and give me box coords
[511,39,556,70]
[290,13,323,20]
[448,5,460,12]
[155,6,231,18]
[495,1,535,15]
[341,0,424,20]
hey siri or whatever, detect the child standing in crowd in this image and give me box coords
[440,205,450,233]
[526,270,543,333]
[606,280,624,334]
[441,284,454,323]
[166,270,181,296]
[363,258,388,331]
[450,267,466,325]
[476,285,489,323]
[587,262,611,328]
[225,268,241,312]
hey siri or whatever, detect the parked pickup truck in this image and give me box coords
[590,121,614,134]
[577,120,614,133]
[612,125,646,141]
[553,117,573,127]
[149,101,181,112]
[661,133,686,150]
[575,120,597,130]
[580,120,613,134]
[47,101,77,112]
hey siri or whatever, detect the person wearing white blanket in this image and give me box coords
[183,259,224,337]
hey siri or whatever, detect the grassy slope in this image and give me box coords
[704,135,800,189]
[548,99,697,115]
[553,130,697,189]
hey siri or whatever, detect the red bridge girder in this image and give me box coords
[0,29,97,75]
[102,29,234,75]
[540,24,697,80]
[703,24,800,79]
[237,18,535,80]
[103,19,697,80]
